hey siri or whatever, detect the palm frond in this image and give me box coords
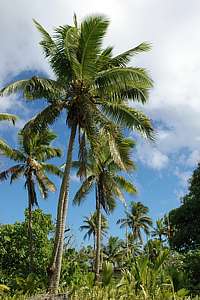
[0,113,19,125]
[22,102,64,134]
[101,102,154,139]
[1,77,64,101]
[33,19,56,57]
[96,67,153,98]
[34,146,62,161]
[73,175,95,205]
[0,140,25,162]
[35,171,56,198]
[0,164,24,182]
[116,217,128,227]
[110,42,151,67]
[79,15,109,79]
[64,26,81,78]
[96,46,113,71]
[41,163,63,177]
[113,175,137,194]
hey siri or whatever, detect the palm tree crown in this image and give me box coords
[1,15,154,155]
[80,212,108,246]
[73,136,137,213]
[151,218,168,242]
[117,201,152,244]
[0,129,62,205]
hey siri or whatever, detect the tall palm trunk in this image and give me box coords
[126,224,129,257]
[26,174,33,273]
[94,184,101,284]
[93,232,96,272]
[48,123,77,294]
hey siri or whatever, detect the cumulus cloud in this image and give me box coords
[136,141,169,170]
[1,0,200,179]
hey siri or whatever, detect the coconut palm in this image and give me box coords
[117,201,152,244]
[103,236,124,269]
[152,218,168,242]
[1,15,154,291]
[80,212,108,251]
[0,130,62,270]
[73,136,137,282]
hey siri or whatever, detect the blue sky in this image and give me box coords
[1,0,200,247]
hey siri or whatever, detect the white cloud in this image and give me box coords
[174,168,191,188]
[70,173,80,183]
[136,142,169,170]
[1,0,200,173]
[185,150,200,167]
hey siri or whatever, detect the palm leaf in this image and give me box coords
[0,164,24,182]
[35,171,56,198]
[35,146,62,161]
[101,102,154,139]
[113,175,137,194]
[73,175,96,205]
[0,140,25,162]
[41,163,63,177]
[22,102,64,134]
[1,77,64,101]
[0,113,19,125]
[96,67,153,98]
[64,26,81,78]
[10,165,26,183]
[110,42,151,67]
[33,19,56,57]
[79,15,109,79]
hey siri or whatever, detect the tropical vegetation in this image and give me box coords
[0,12,199,300]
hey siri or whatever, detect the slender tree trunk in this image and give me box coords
[26,176,33,273]
[47,123,77,294]
[94,184,101,284]
[126,224,129,257]
[93,232,96,272]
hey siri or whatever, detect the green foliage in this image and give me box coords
[0,129,62,205]
[117,201,152,243]
[183,249,200,293]
[169,163,200,252]
[0,209,54,294]
[80,212,108,242]
[103,236,124,268]
[152,218,168,242]
[101,262,113,287]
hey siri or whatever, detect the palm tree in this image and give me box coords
[80,212,108,251]
[80,212,108,272]
[1,15,154,292]
[73,136,137,282]
[0,129,62,270]
[117,201,152,244]
[152,218,168,242]
[103,236,124,269]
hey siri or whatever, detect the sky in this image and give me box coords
[0,0,200,247]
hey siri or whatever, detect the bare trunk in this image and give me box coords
[94,184,101,284]
[93,232,96,272]
[47,124,76,294]
[26,175,33,273]
[126,224,129,257]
